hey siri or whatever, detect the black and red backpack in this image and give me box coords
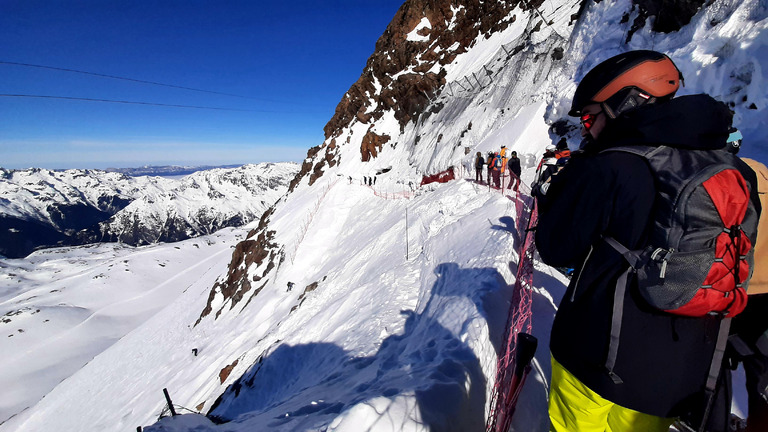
[604,145,758,318]
[599,144,759,407]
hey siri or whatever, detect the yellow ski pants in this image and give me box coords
[549,357,674,432]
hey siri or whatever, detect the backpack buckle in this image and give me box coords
[650,248,673,279]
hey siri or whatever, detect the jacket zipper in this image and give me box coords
[570,245,594,302]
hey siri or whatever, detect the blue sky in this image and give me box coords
[0,1,403,169]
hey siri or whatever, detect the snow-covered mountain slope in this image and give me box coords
[89,163,299,246]
[2,0,766,431]
[297,0,767,189]
[0,226,250,427]
[0,163,299,258]
[2,178,567,432]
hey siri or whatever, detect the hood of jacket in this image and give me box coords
[592,94,733,152]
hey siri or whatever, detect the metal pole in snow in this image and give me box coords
[163,388,178,417]
[406,206,409,260]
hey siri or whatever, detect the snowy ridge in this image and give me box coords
[2,0,766,431]
[0,163,299,258]
[96,163,299,245]
[0,167,136,222]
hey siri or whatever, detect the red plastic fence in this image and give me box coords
[420,167,456,186]
[486,193,538,432]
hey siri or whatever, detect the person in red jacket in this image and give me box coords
[490,152,501,188]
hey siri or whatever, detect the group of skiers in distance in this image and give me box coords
[480,50,767,432]
[473,137,572,197]
[474,146,522,191]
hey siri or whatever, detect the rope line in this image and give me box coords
[0,60,260,100]
[0,93,278,112]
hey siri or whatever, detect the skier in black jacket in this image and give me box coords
[536,51,761,432]
[475,151,485,183]
[507,151,522,191]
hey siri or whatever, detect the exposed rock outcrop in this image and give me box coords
[325,0,526,142]
[361,131,392,161]
[219,359,240,384]
[197,206,283,324]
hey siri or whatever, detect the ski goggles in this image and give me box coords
[580,112,600,130]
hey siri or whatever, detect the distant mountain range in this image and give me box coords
[0,163,299,258]
[104,164,244,177]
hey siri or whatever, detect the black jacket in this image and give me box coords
[536,94,761,417]
[507,157,521,177]
[475,155,485,169]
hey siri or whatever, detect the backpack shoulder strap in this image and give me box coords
[603,236,645,268]
[600,145,665,159]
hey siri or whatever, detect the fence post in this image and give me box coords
[472,72,483,88]
[464,76,474,90]
[406,206,409,260]
[163,388,178,417]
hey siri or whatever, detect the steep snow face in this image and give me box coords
[0,163,299,257]
[4,179,564,432]
[307,0,582,183]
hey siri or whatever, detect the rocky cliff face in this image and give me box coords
[325,0,531,140]
[292,0,540,189]
[196,207,282,324]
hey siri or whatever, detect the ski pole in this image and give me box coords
[496,333,538,432]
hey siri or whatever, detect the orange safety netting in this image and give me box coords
[486,189,538,432]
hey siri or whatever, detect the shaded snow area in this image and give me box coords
[1,0,767,431]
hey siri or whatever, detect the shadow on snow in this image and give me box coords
[158,262,515,432]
